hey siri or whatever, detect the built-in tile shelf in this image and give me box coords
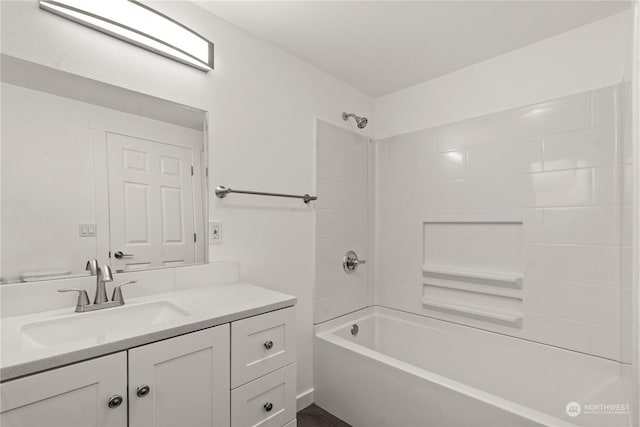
[422,221,524,328]
[421,297,523,328]
[422,265,523,289]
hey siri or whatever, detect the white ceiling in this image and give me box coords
[195,1,629,97]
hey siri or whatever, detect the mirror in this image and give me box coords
[0,55,208,284]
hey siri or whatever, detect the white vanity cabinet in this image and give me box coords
[128,325,230,427]
[0,307,296,427]
[0,352,128,427]
[231,307,297,427]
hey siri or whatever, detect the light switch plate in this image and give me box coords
[79,224,96,237]
[209,221,222,244]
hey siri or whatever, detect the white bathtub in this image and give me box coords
[314,306,631,427]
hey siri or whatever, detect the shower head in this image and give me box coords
[342,112,368,129]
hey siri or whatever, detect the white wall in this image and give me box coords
[0,0,374,399]
[374,11,631,139]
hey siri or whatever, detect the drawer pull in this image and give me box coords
[108,394,123,409]
[264,402,274,412]
[264,340,274,350]
[137,385,151,397]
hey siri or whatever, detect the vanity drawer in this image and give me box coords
[231,306,296,387]
[231,363,296,427]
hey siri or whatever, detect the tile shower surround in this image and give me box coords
[315,121,370,324]
[375,85,632,362]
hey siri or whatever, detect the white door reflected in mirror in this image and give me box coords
[107,133,199,272]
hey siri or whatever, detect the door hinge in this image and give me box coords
[191,166,194,176]
[194,233,197,243]
[205,167,208,177]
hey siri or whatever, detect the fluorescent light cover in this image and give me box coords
[39,0,213,71]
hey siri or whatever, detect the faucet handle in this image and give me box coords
[58,288,90,312]
[111,280,137,305]
[86,259,98,276]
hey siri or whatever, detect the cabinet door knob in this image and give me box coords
[264,402,273,412]
[264,340,274,350]
[137,385,151,397]
[108,395,123,409]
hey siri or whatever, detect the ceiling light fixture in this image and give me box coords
[39,0,214,72]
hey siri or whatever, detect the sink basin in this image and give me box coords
[20,301,190,351]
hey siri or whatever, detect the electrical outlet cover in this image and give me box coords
[209,220,222,244]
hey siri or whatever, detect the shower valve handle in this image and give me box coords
[343,250,366,274]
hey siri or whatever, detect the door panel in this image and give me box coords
[0,353,127,427]
[107,132,195,271]
[128,325,230,427]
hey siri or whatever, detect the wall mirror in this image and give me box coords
[0,55,209,284]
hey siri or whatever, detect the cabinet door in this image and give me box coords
[0,352,127,427]
[129,325,230,427]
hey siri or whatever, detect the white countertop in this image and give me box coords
[1,282,296,382]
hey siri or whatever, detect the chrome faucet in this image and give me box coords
[59,260,136,312]
[94,264,113,304]
[85,259,111,304]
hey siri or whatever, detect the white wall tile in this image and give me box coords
[435,115,502,152]
[592,165,622,206]
[375,85,628,361]
[315,265,366,300]
[531,169,592,207]
[591,86,616,129]
[317,178,368,211]
[379,155,413,209]
[503,92,591,139]
[317,120,368,184]
[524,244,599,284]
[591,324,621,361]
[424,221,522,241]
[621,246,633,289]
[315,285,368,324]
[466,138,543,177]
[540,281,619,327]
[525,314,591,352]
[379,127,437,158]
[315,121,368,323]
[526,207,620,246]
[543,127,616,170]
[414,151,468,182]
[316,210,367,240]
[316,238,367,271]
[622,163,633,206]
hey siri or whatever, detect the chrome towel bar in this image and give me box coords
[215,186,317,204]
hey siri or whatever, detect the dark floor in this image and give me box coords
[297,403,351,427]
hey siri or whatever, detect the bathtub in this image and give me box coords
[314,306,631,427]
